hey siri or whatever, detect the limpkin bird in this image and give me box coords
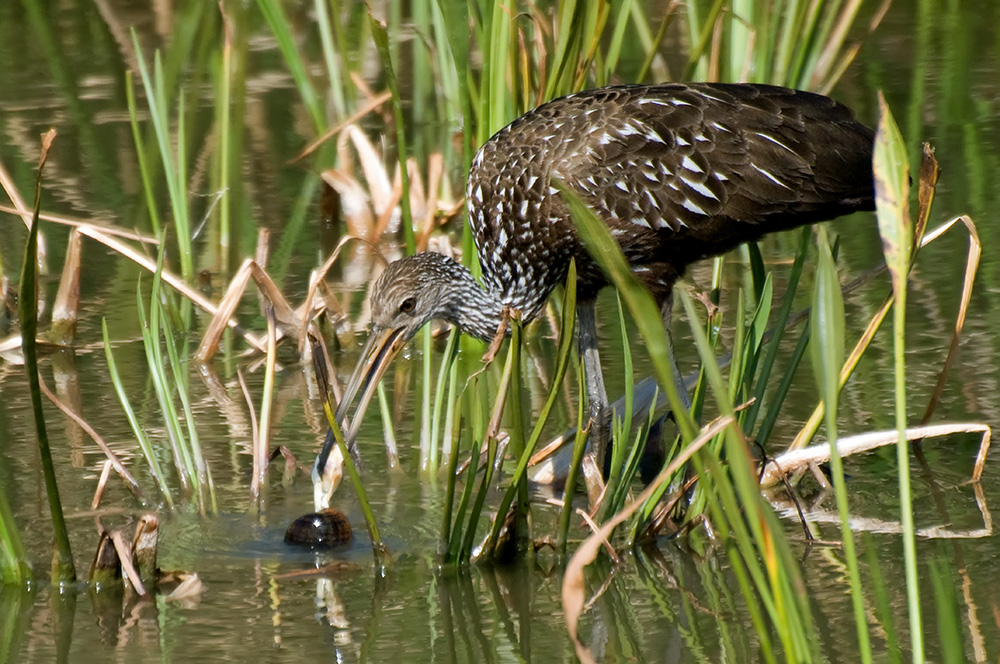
[313,82,875,505]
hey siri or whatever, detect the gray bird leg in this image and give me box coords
[577,301,610,470]
[661,292,692,412]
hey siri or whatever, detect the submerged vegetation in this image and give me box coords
[0,0,996,661]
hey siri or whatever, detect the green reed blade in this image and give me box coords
[0,484,30,584]
[370,10,416,255]
[744,226,811,432]
[256,0,324,131]
[130,31,193,282]
[874,92,922,662]
[430,330,461,471]
[484,261,577,561]
[19,134,75,585]
[439,392,464,560]
[162,303,216,514]
[102,319,173,507]
[755,322,810,447]
[137,260,196,501]
[559,183,697,442]
[678,289,815,659]
[125,72,161,236]
[311,339,389,565]
[863,534,903,664]
[314,0,346,119]
[812,224,872,662]
[558,356,590,560]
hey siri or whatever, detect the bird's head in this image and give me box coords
[313,252,488,505]
[368,252,468,342]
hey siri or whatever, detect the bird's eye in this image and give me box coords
[399,297,417,314]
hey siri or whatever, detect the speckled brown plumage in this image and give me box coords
[466,82,875,320]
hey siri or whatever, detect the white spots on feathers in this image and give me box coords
[630,217,652,229]
[681,174,719,201]
[644,190,659,209]
[676,136,691,147]
[681,198,707,216]
[473,184,483,203]
[618,123,641,137]
[519,199,529,217]
[756,132,794,153]
[644,127,666,144]
[696,90,727,104]
[681,155,703,174]
[751,162,792,189]
[615,180,629,193]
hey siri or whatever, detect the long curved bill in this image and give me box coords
[312,325,408,508]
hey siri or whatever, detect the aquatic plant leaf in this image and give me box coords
[873,92,911,295]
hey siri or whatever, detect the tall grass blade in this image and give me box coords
[811,225,871,661]
[131,32,194,283]
[429,329,461,470]
[0,483,30,584]
[558,182,697,441]
[102,320,174,507]
[310,338,389,565]
[19,130,75,585]
[873,91,922,662]
[125,72,161,236]
[484,262,577,561]
[744,226,811,432]
[314,0,347,120]
[369,10,415,254]
[678,289,815,660]
[215,15,233,272]
[558,356,590,560]
[256,0,325,131]
[929,558,965,663]
[162,302,217,513]
[864,534,903,663]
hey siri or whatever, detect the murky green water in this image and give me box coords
[1,1,999,661]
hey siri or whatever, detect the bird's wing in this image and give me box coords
[549,83,874,236]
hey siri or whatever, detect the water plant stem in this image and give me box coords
[20,131,75,585]
[874,93,923,662]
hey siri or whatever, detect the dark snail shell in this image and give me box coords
[284,508,353,549]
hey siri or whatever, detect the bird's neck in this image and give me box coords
[442,264,507,342]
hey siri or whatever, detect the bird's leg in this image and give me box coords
[481,306,512,365]
[661,292,692,412]
[577,301,611,470]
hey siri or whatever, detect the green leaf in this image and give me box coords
[810,226,845,406]
[874,91,912,295]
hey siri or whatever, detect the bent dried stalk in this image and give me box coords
[761,422,991,489]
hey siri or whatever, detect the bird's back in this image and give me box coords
[467,83,875,314]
